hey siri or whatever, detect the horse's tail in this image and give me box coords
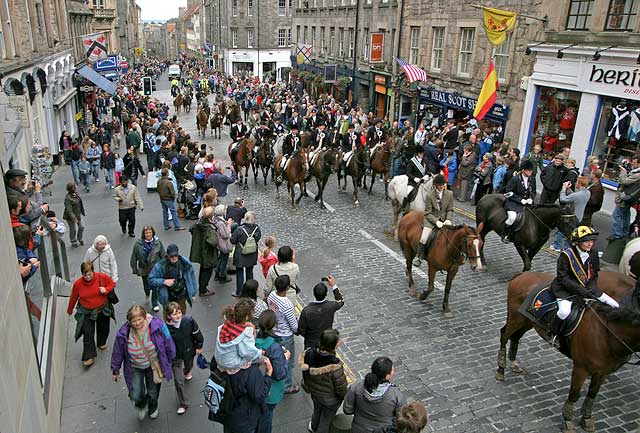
[477,221,484,233]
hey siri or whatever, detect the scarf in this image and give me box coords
[564,247,593,287]
[142,237,156,264]
[219,320,246,343]
[168,318,182,329]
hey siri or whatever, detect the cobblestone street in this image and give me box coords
[59,82,640,433]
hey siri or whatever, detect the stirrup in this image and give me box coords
[412,257,422,267]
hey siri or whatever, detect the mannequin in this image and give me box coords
[606,99,631,145]
[627,106,640,143]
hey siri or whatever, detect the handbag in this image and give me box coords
[133,330,164,384]
[92,251,119,304]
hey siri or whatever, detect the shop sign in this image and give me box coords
[583,62,640,98]
[421,88,509,120]
[79,85,94,93]
[369,33,384,63]
[374,74,386,85]
[8,95,29,125]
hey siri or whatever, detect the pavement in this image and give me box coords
[57,75,639,433]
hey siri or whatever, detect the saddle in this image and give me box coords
[519,283,589,358]
[421,228,439,259]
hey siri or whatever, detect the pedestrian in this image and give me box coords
[63,182,85,247]
[123,145,146,185]
[563,158,580,192]
[14,224,39,285]
[164,301,204,415]
[255,310,291,433]
[111,305,176,421]
[86,141,102,182]
[472,153,493,205]
[148,244,198,312]
[113,175,144,237]
[214,298,263,372]
[551,177,591,252]
[258,236,278,278]
[612,156,640,240]
[583,169,604,228]
[130,225,166,311]
[67,261,116,367]
[540,154,566,204]
[492,156,506,194]
[78,154,91,192]
[212,204,233,283]
[524,144,545,177]
[114,152,124,185]
[265,245,300,297]
[374,401,429,433]
[267,275,299,394]
[84,235,118,283]
[59,130,71,165]
[226,197,248,227]
[456,144,476,202]
[101,144,117,188]
[157,168,186,231]
[343,357,407,433]
[230,211,261,297]
[298,276,344,350]
[301,329,348,433]
[188,209,218,297]
[240,279,269,323]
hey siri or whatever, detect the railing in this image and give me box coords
[93,7,116,19]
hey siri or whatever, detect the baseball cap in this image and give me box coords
[167,244,179,257]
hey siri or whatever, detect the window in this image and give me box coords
[320,26,326,54]
[296,25,300,43]
[311,26,316,48]
[232,0,238,16]
[231,28,238,47]
[382,0,388,3]
[348,28,354,58]
[566,0,594,30]
[24,0,35,51]
[247,0,253,16]
[92,0,105,7]
[278,0,286,15]
[288,28,292,44]
[366,0,372,4]
[362,27,369,59]
[303,26,307,44]
[351,0,356,4]
[605,0,638,30]
[457,28,475,76]
[492,33,511,82]
[0,0,16,58]
[430,27,444,71]
[338,28,344,56]
[329,27,335,54]
[247,28,254,47]
[278,28,287,46]
[409,27,419,64]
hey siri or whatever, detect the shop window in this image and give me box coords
[591,97,640,182]
[605,0,638,30]
[566,0,594,30]
[530,87,581,161]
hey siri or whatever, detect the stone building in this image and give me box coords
[166,20,179,59]
[292,0,400,116]
[67,0,94,63]
[89,0,119,54]
[145,22,168,58]
[183,3,202,54]
[396,1,544,142]
[518,0,640,214]
[115,0,141,61]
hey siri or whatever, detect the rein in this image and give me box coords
[525,206,575,234]
[440,228,481,263]
[586,302,640,366]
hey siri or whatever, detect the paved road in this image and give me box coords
[59,76,640,433]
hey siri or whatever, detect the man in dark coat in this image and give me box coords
[583,169,604,227]
[503,159,536,241]
[442,119,459,151]
[288,110,304,131]
[540,154,567,204]
[298,277,345,349]
[402,146,428,210]
[122,145,146,185]
[189,215,218,297]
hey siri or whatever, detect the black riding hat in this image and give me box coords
[433,174,446,185]
[414,145,424,155]
[520,159,534,171]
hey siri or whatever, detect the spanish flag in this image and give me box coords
[483,7,517,46]
[473,60,498,121]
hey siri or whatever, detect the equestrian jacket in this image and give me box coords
[341,132,361,152]
[230,124,248,142]
[366,126,386,146]
[282,133,301,155]
[550,246,602,300]
[405,157,426,187]
[423,187,453,229]
[505,173,536,213]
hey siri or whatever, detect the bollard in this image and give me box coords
[330,413,353,433]
[602,238,627,264]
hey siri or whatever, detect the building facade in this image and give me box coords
[144,22,168,58]
[67,0,95,63]
[90,0,119,54]
[166,20,178,59]
[518,0,640,214]
[115,0,141,61]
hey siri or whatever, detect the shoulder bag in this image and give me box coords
[132,329,164,384]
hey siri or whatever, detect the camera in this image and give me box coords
[321,277,329,282]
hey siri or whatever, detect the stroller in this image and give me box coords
[177,180,201,220]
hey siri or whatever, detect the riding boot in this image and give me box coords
[413,242,426,267]
[548,315,566,347]
[501,225,514,244]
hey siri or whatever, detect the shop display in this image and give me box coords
[31,143,53,187]
[530,87,581,160]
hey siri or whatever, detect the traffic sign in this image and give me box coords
[94,55,119,72]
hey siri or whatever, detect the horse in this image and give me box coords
[476,194,577,272]
[228,137,253,188]
[309,146,339,210]
[226,101,241,125]
[398,211,483,317]
[182,94,192,113]
[274,150,307,208]
[196,108,209,138]
[209,111,223,140]
[173,93,183,114]
[388,175,434,240]
[365,137,393,199]
[253,136,274,186]
[496,271,637,433]
[619,237,640,279]
[337,145,367,206]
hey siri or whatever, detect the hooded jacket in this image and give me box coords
[300,348,348,407]
[214,323,262,372]
[84,236,118,282]
[255,334,288,405]
[189,217,219,268]
[343,379,407,433]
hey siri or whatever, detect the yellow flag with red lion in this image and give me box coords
[483,7,517,46]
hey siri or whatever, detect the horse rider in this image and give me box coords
[171,78,180,97]
[308,123,329,165]
[229,118,249,161]
[402,146,430,211]
[548,226,619,341]
[414,174,453,266]
[279,124,301,173]
[307,108,323,131]
[366,118,387,165]
[254,120,272,154]
[502,159,536,242]
[272,115,287,137]
[289,109,304,131]
[339,123,361,171]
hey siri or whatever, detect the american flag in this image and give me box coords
[396,58,428,83]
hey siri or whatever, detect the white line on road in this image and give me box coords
[304,189,336,213]
[358,229,444,291]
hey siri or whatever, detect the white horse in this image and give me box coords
[388,174,434,240]
[619,237,640,279]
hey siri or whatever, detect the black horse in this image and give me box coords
[310,147,339,209]
[475,194,577,272]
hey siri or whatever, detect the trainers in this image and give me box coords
[175,227,186,231]
[200,289,215,297]
[185,373,193,381]
[136,406,146,421]
[549,245,562,252]
[149,408,159,419]
[153,305,160,312]
[177,406,187,415]
[308,421,314,432]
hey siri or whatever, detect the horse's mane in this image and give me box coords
[593,302,640,325]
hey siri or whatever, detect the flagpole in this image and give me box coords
[388,0,404,123]
[468,4,548,23]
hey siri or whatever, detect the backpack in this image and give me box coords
[203,366,234,419]
[240,227,258,255]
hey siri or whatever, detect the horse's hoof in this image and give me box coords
[418,290,432,301]
[320,204,326,210]
[510,361,527,375]
[354,200,359,206]
[495,370,505,382]
[561,420,577,433]
[407,286,417,298]
[313,195,320,202]
[580,417,595,433]
[367,190,372,196]
[443,310,454,319]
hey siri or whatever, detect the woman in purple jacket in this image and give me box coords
[111,305,176,421]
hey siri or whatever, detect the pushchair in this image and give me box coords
[177,180,201,220]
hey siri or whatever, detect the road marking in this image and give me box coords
[358,229,444,291]
[305,189,336,213]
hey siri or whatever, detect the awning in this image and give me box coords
[76,65,117,95]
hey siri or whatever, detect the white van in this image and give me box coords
[168,64,181,80]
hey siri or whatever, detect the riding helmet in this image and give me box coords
[414,145,424,155]
[571,226,599,243]
[520,159,535,172]
[433,174,446,185]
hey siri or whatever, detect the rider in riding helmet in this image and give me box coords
[402,146,429,211]
[502,159,536,242]
[548,226,619,341]
[415,174,453,267]
[272,115,287,136]
[280,125,301,172]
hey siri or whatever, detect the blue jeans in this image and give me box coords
[91,164,100,180]
[161,199,181,230]
[104,168,114,187]
[129,366,161,411]
[276,335,295,389]
[142,276,159,307]
[216,252,229,278]
[612,206,631,239]
[71,160,80,184]
[391,157,404,177]
[551,229,568,250]
[256,403,277,433]
[235,266,254,295]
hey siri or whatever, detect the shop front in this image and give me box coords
[519,45,640,214]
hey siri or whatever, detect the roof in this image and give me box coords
[166,22,176,32]
[180,3,200,21]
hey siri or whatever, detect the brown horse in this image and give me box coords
[210,112,223,139]
[497,271,637,433]
[274,150,307,208]
[173,93,183,114]
[398,211,483,317]
[228,138,253,188]
[226,101,241,125]
[196,108,209,138]
[365,137,393,199]
[182,94,192,113]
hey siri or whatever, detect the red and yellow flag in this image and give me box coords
[473,60,498,121]
[483,7,517,46]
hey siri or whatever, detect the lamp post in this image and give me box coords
[388,0,403,123]
[350,0,360,105]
